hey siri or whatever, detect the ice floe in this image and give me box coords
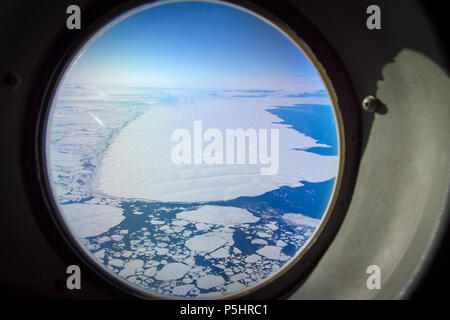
[172,284,195,296]
[61,204,125,238]
[94,249,105,260]
[276,240,287,247]
[245,254,261,263]
[144,267,157,277]
[111,235,124,241]
[225,282,247,293]
[251,239,268,245]
[209,247,230,259]
[119,259,144,278]
[282,213,320,228]
[196,275,225,290]
[154,263,191,281]
[256,246,290,261]
[185,231,234,253]
[109,259,124,267]
[176,205,259,226]
[230,273,248,282]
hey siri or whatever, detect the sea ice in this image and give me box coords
[172,220,189,226]
[276,240,287,247]
[185,231,234,253]
[230,273,248,282]
[109,259,124,267]
[177,205,259,226]
[282,213,320,228]
[150,219,165,225]
[122,251,132,258]
[144,267,157,277]
[111,235,123,241]
[154,263,191,281]
[98,236,111,244]
[172,284,195,296]
[251,239,268,245]
[94,249,105,260]
[210,247,230,259]
[256,232,271,238]
[195,223,210,231]
[225,282,247,293]
[196,275,225,290]
[266,223,279,231]
[256,246,290,261]
[97,95,338,202]
[245,254,261,263]
[61,204,124,238]
[118,259,144,278]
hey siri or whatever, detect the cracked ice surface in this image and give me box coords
[185,231,234,253]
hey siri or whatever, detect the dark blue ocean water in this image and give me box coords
[267,104,338,156]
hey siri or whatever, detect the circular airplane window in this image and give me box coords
[44,0,342,299]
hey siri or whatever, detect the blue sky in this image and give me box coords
[65,0,323,90]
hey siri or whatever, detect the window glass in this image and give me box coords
[46,0,340,298]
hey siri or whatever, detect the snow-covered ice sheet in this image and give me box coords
[97,93,338,202]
